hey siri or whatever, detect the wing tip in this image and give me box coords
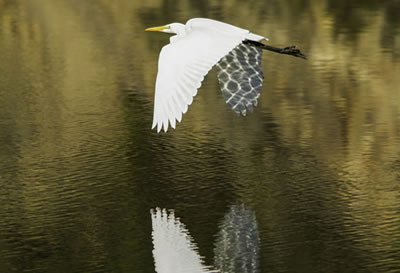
[152,120,178,133]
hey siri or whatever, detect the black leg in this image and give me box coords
[243,40,307,59]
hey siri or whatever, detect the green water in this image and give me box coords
[0,0,399,272]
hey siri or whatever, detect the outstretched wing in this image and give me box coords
[153,26,249,132]
[216,43,264,116]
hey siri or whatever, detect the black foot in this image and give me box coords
[244,40,307,60]
[282,45,307,59]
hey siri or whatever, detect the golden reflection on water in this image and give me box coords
[0,0,399,272]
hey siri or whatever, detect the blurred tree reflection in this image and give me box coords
[0,0,399,272]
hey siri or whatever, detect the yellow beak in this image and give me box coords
[145,25,169,32]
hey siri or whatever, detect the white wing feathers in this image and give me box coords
[152,23,256,132]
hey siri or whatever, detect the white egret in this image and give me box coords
[146,18,305,132]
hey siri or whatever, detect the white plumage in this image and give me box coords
[146,18,267,133]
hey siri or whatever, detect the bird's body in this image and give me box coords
[146,18,305,132]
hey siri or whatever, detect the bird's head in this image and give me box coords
[145,23,185,35]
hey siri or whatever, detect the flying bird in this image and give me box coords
[146,18,305,132]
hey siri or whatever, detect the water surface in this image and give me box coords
[0,0,399,272]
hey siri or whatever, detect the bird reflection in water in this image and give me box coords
[213,204,260,273]
[150,205,259,273]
